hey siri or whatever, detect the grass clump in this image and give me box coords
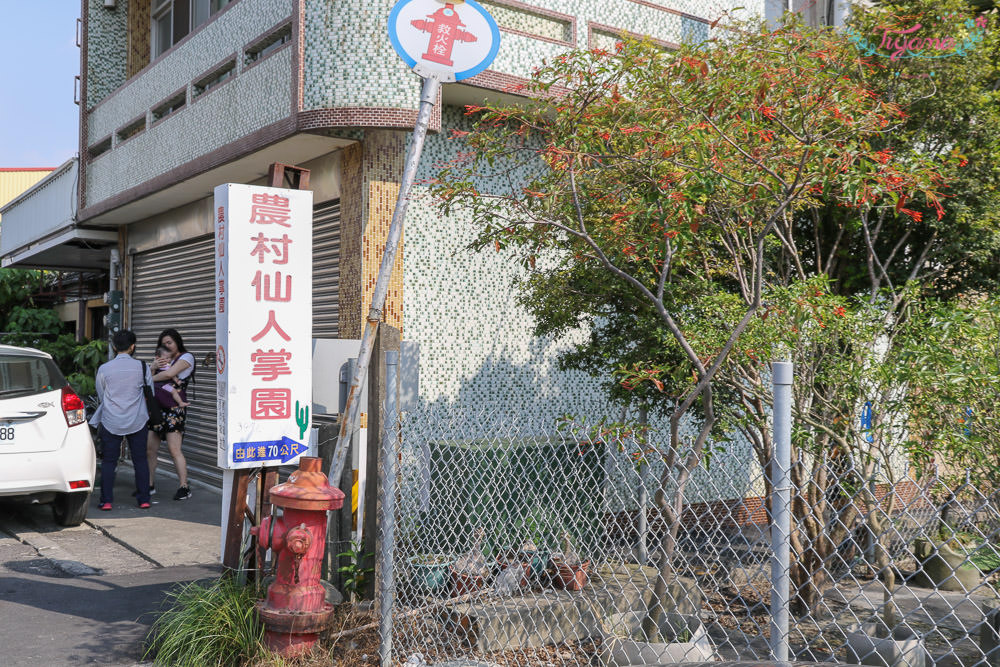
[972,543,1000,573]
[145,576,266,666]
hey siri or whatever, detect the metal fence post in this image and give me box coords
[377,350,400,666]
[770,361,793,662]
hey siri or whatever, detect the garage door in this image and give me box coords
[129,199,341,488]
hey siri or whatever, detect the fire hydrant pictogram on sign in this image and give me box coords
[388,0,500,82]
[411,3,478,67]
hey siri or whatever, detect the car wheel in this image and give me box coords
[53,491,91,527]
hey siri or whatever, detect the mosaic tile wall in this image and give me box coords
[85,48,293,205]
[87,0,290,140]
[86,0,128,107]
[338,131,407,339]
[401,106,763,505]
[303,0,422,112]
[479,0,573,43]
[401,105,609,421]
[339,143,365,338]
[302,0,764,113]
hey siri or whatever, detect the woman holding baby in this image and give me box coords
[145,328,195,501]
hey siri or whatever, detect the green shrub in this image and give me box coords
[145,577,266,667]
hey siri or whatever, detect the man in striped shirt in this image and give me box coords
[92,329,153,510]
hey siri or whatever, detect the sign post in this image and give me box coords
[329,0,500,495]
[216,182,313,569]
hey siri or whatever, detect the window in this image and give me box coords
[245,24,292,67]
[193,59,236,98]
[117,116,147,143]
[0,355,65,400]
[88,136,112,159]
[151,0,232,59]
[152,0,172,58]
[152,91,186,122]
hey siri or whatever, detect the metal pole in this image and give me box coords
[636,406,649,566]
[770,361,793,662]
[377,350,400,667]
[108,248,119,360]
[330,75,441,485]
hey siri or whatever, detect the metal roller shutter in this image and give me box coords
[129,198,341,489]
[130,235,221,487]
[313,199,340,338]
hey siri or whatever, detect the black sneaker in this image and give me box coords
[173,485,192,501]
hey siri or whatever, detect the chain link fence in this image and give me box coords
[350,401,1000,667]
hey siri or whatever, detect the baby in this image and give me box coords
[152,346,189,408]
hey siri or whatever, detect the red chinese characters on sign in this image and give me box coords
[411,4,478,67]
[251,271,292,302]
[251,388,291,419]
[217,206,226,313]
[250,348,292,381]
[249,193,292,227]
[251,309,291,342]
[250,233,292,264]
[245,191,299,425]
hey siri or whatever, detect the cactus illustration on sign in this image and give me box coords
[295,400,309,440]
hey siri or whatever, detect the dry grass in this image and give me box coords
[246,602,603,667]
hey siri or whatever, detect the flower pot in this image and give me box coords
[451,569,487,597]
[529,549,551,577]
[553,559,590,591]
[496,548,534,588]
[600,612,715,665]
[846,622,928,667]
[407,555,453,594]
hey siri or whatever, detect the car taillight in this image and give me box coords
[62,385,86,427]
[69,480,91,489]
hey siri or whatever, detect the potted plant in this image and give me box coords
[516,504,562,578]
[407,553,454,595]
[551,532,590,591]
[494,542,533,590]
[451,527,491,596]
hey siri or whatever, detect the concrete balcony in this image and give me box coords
[81,0,346,225]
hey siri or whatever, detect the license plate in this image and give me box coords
[0,423,14,444]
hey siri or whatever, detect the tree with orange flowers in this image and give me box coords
[433,17,952,634]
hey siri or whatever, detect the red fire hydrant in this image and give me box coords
[411,2,478,67]
[251,456,345,657]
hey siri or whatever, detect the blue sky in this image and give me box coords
[0,2,81,168]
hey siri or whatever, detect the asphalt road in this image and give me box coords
[0,467,223,666]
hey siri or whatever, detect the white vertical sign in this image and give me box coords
[215,184,313,469]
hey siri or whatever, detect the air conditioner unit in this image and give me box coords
[103,0,116,8]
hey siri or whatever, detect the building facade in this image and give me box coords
[3,0,762,486]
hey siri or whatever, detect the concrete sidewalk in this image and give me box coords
[1,465,225,666]
[88,462,222,568]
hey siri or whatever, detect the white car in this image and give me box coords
[0,344,96,526]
